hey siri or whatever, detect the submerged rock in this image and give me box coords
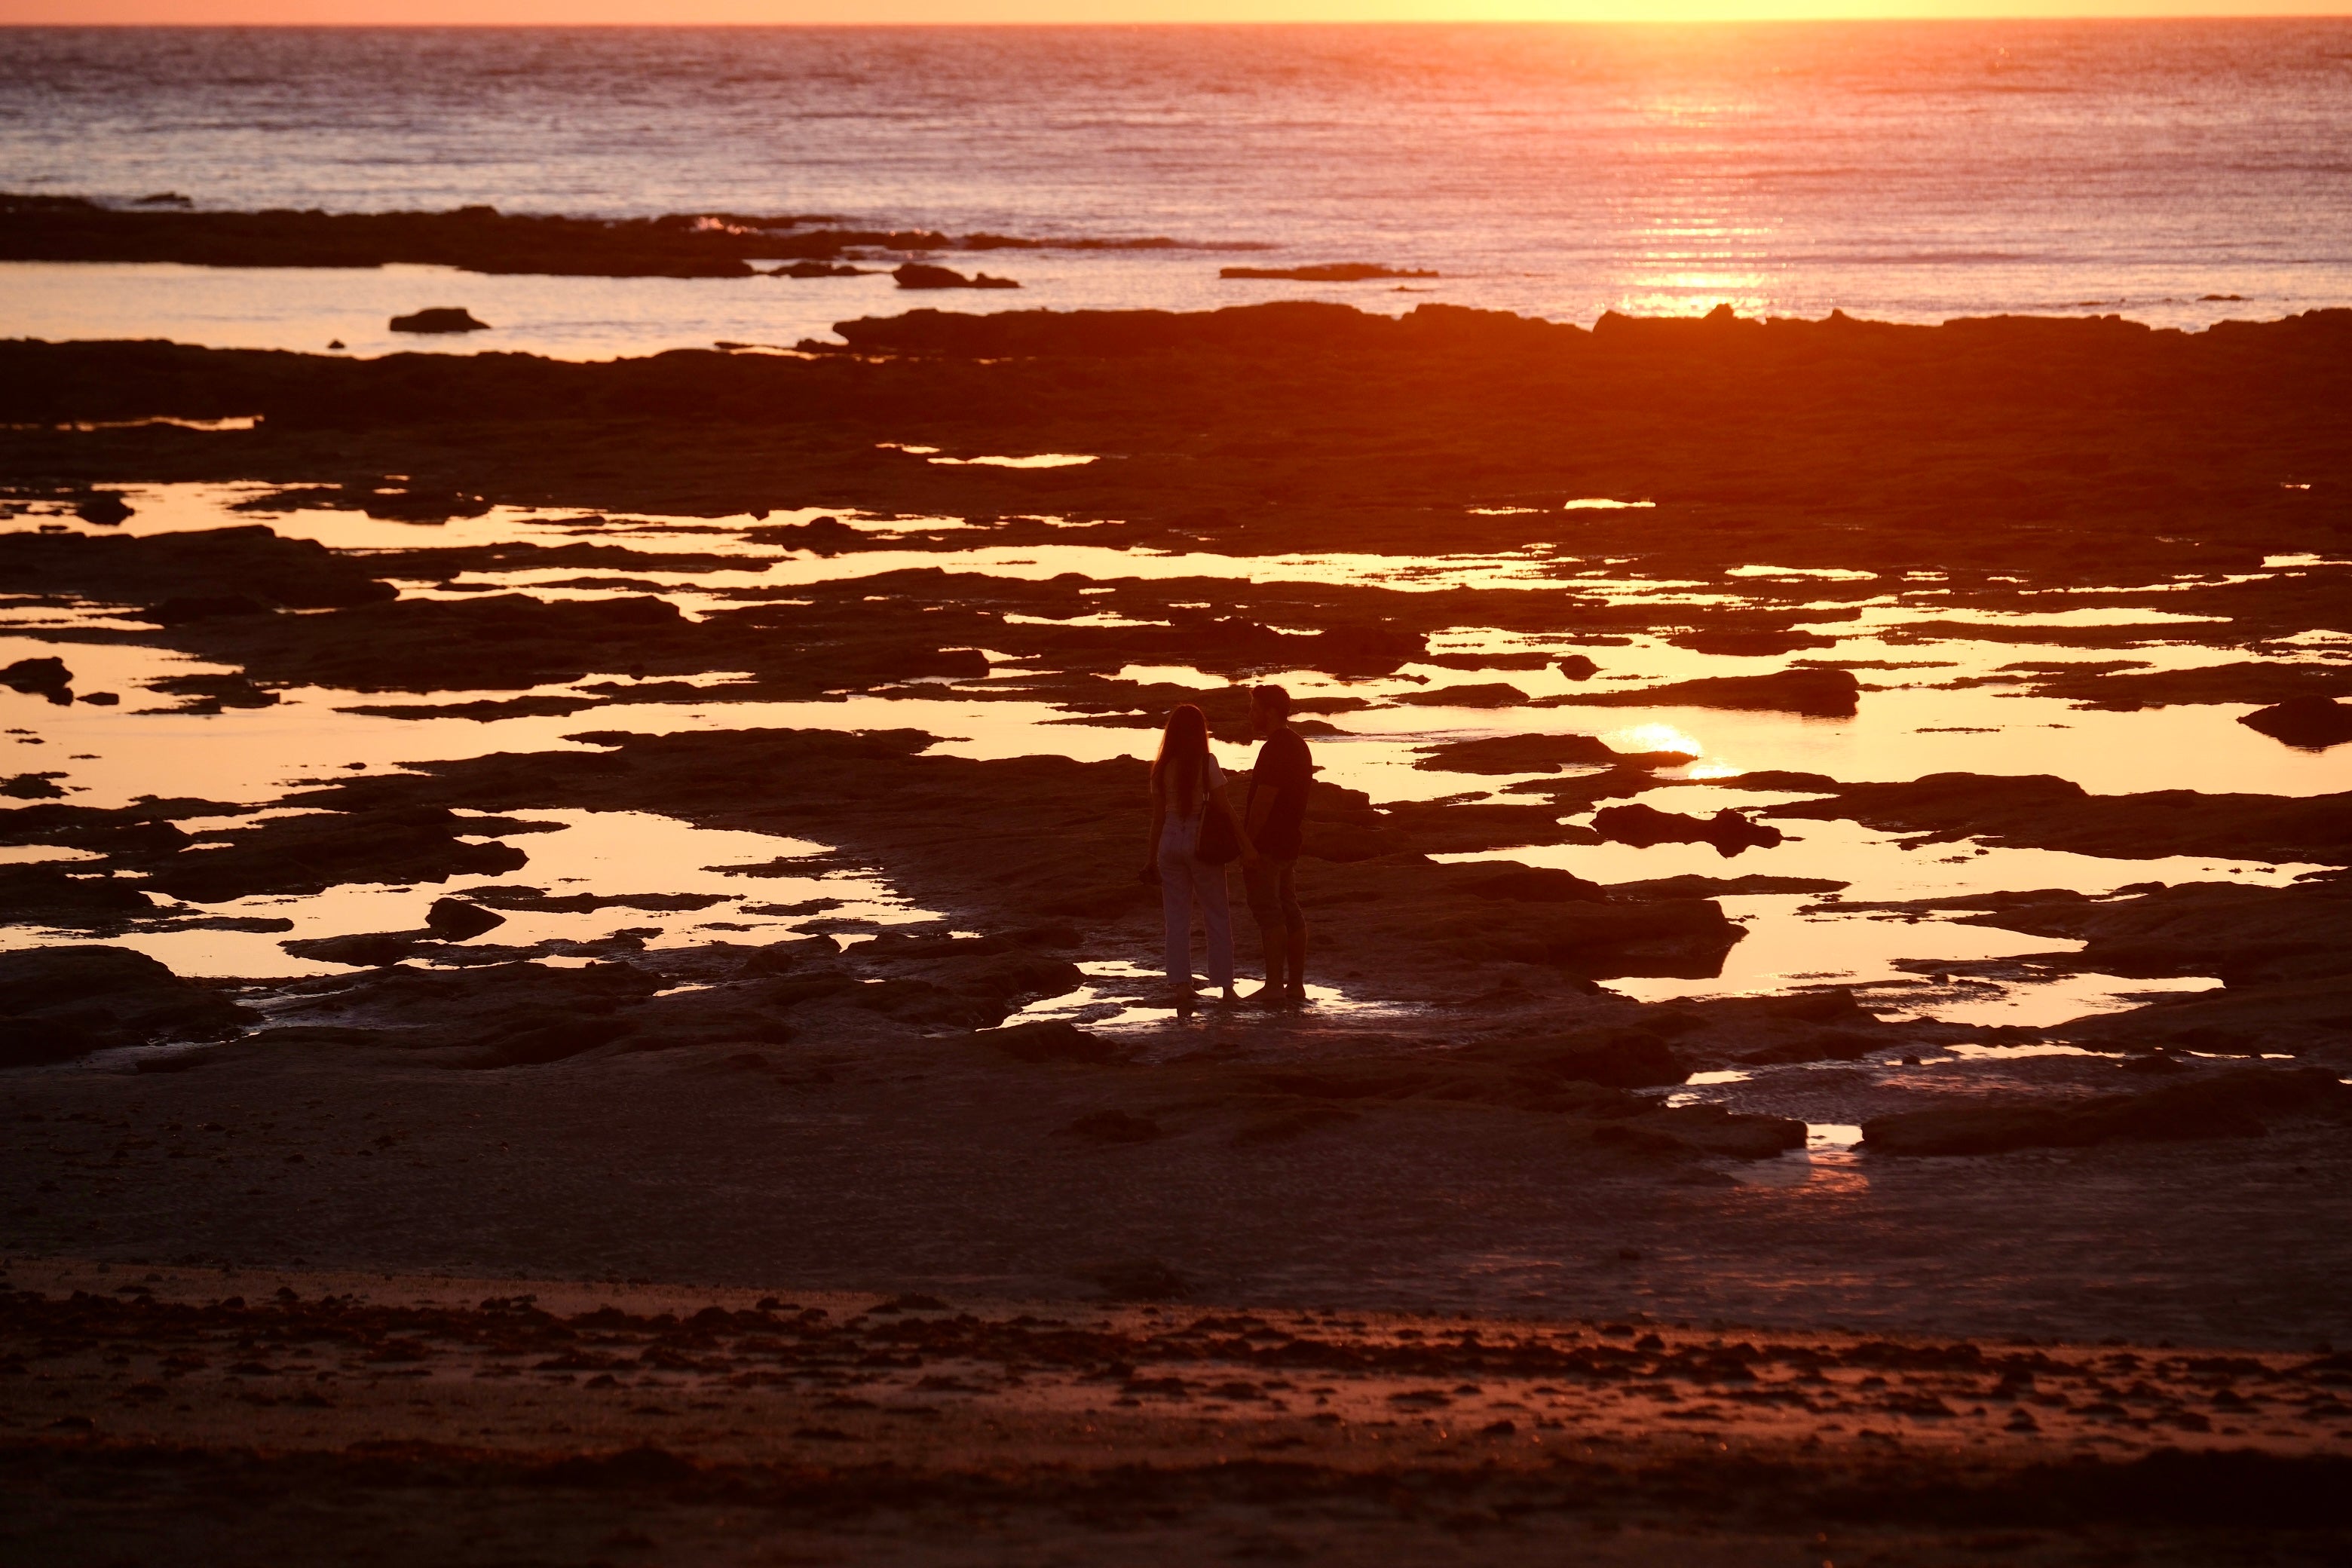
[2240,695,2352,749]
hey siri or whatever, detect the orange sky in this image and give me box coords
[6,2,2347,21]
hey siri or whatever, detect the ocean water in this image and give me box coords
[4,21,2351,357]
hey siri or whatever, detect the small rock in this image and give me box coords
[1593,802,1784,856]
[280,931,426,968]
[1669,628,1838,657]
[388,307,491,334]
[893,263,1018,291]
[74,493,134,526]
[0,773,66,799]
[424,898,507,940]
[1556,654,1600,681]
[1391,681,1528,709]
[78,691,120,706]
[1,657,72,702]
[2238,695,2352,749]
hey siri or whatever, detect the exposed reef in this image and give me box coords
[0,194,1184,278]
[6,304,2343,586]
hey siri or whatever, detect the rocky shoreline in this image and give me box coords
[1,299,2347,1562]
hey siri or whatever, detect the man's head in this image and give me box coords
[1250,683,1291,737]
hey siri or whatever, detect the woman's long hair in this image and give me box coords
[1152,703,1209,814]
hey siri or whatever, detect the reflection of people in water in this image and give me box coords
[1141,703,1254,1018]
[1242,684,1313,1009]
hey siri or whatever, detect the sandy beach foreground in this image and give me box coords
[5,1255,2349,1566]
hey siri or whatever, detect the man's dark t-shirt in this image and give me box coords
[1248,727,1314,860]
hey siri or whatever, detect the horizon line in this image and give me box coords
[8,10,2351,25]
[8,14,2352,21]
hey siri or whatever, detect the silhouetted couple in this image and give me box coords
[1141,685,1313,1018]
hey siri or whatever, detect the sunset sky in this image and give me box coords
[7,1,2347,23]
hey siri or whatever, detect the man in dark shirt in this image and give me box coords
[1242,684,1313,1007]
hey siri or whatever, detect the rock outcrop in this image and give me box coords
[2240,695,2352,749]
[0,945,251,1063]
[1861,1067,2352,1156]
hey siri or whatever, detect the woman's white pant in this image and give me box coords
[1157,845,1234,990]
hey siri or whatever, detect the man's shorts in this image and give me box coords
[1244,856,1303,926]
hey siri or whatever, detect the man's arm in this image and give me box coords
[1245,776,1276,837]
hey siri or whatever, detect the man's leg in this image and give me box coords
[1244,857,1288,1004]
[1279,861,1308,1001]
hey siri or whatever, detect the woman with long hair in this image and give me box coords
[1141,703,1253,1017]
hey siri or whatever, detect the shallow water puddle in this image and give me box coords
[5,482,2346,1010]
[1009,957,1426,1037]
[1451,812,2320,1023]
[0,808,932,979]
[1736,1123,1870,1191]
